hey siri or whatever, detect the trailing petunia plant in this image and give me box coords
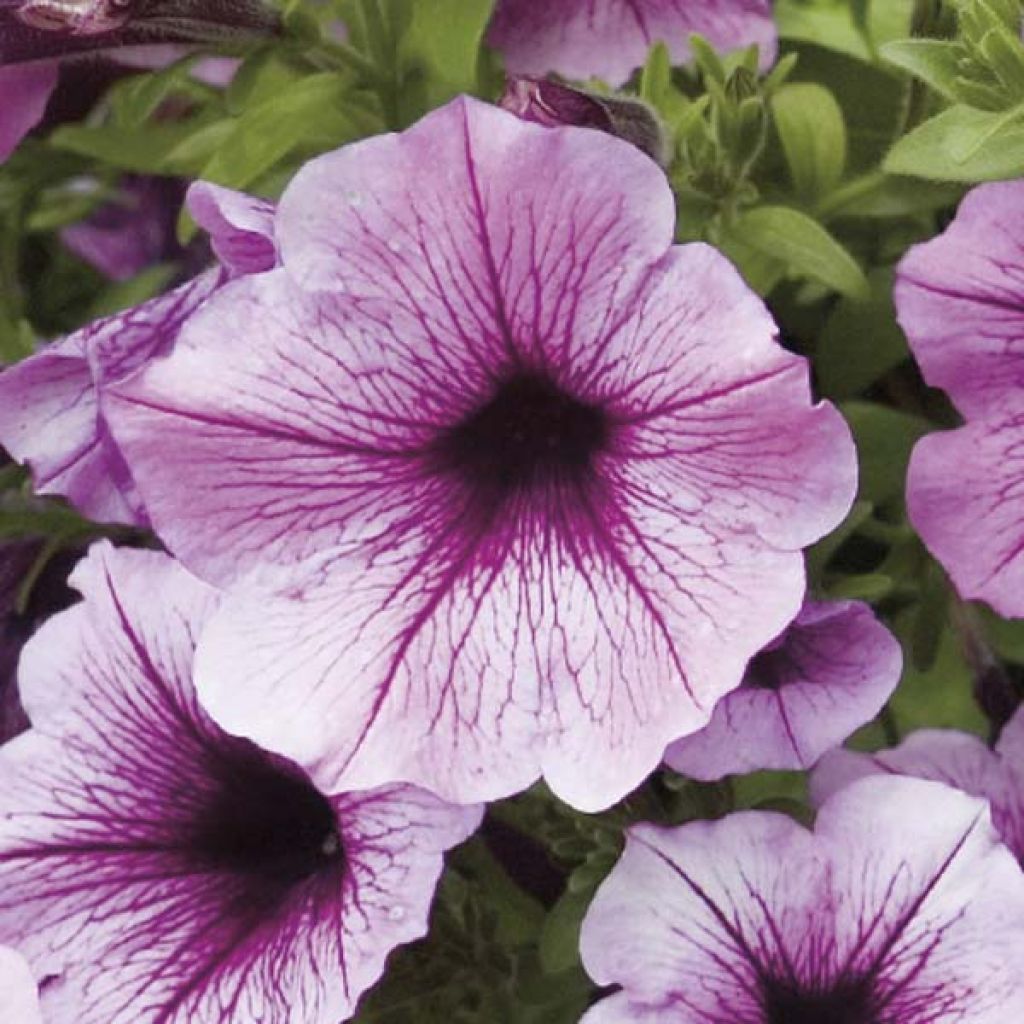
[2,1,1024,1021]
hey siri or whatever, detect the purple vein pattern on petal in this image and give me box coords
[0,542,480,1024]
[0,61,58,161]
[897,181,1024,616]
[105,97,856,811]
[0,269,221,525]
[665,600,903,778]
[580,776,1024,1023]
[811,711,1024,863]
[487,0,777,85]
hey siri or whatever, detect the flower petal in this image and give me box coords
[908,412,1024,617]
[187,181,277,276]
[0,945,42,1024]
[895,180,1024,419]
[0,61,57,161]
[581,813,824,1017]
[811,729,1024,862]
[0,269,220,525]
[600,245,857,553]
[487,0,777,86]
[583,776,1024,1023]
[193,508,806,810]
[277,96,674,349]
[666,601,902,778]
[816,777,1024,1023]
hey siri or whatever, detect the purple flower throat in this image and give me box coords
[434,370,610,498]
[764,977,875,1024]
[190,739,344,895]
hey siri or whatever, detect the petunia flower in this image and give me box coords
[811,706,1024,862]
[105,96,856,811]
[896,180,1024,618]
[0,0,278,159]
[0,945,41,1024]
[0,541,481,1024]
[665,600,902,778]
[487,0,777,87]
[0,180,276,526]
[580,775,1024,1023]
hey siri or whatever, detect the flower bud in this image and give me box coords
[500,75,668,166]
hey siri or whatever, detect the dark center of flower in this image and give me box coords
[762,977,877,1024]
[191,742,344,890]
[436,371,609,496]
[745,646,795,691]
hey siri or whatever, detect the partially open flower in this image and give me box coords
[581,776,1024,1023]
[487,0,777,86]
[0,181,276,526]
[665,600,902,778]
[105,97,856,812]
[0,542,480,1024]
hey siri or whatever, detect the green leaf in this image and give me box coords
[771,82,848,200]
[840,401,931,507]
[86,265,180,319]
[0,318,35,365]
[816,268,909,398]
[538,885,592,975]
[887,610,988,736]
[50,116,227,175]
[806,500,875,581]
[728,205,869,298]
[640,41,673,106]
[817,171,963,218]
[714,229,787,296]
[979,605,1024,665]
[397,0,496,118]
[880,38,963,101]
[884,103,1024,181]
[786,43,909,172]
[826,572,894,601]
[110,55,207,128]
[777,0,914,61]
[451,839,545,947]
[777,0,874,60]
[198,74,381,190]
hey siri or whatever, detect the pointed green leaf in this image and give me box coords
[728,205,869,298]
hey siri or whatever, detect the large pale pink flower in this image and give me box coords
[0,181,275,526]
[665,599,902,778]
[106,97,856,811]
[812,706,1024,863]
[0,542,480,1024]
[580,776,1024,1023]
[488,0,777,86]
[897,180,1024,617]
